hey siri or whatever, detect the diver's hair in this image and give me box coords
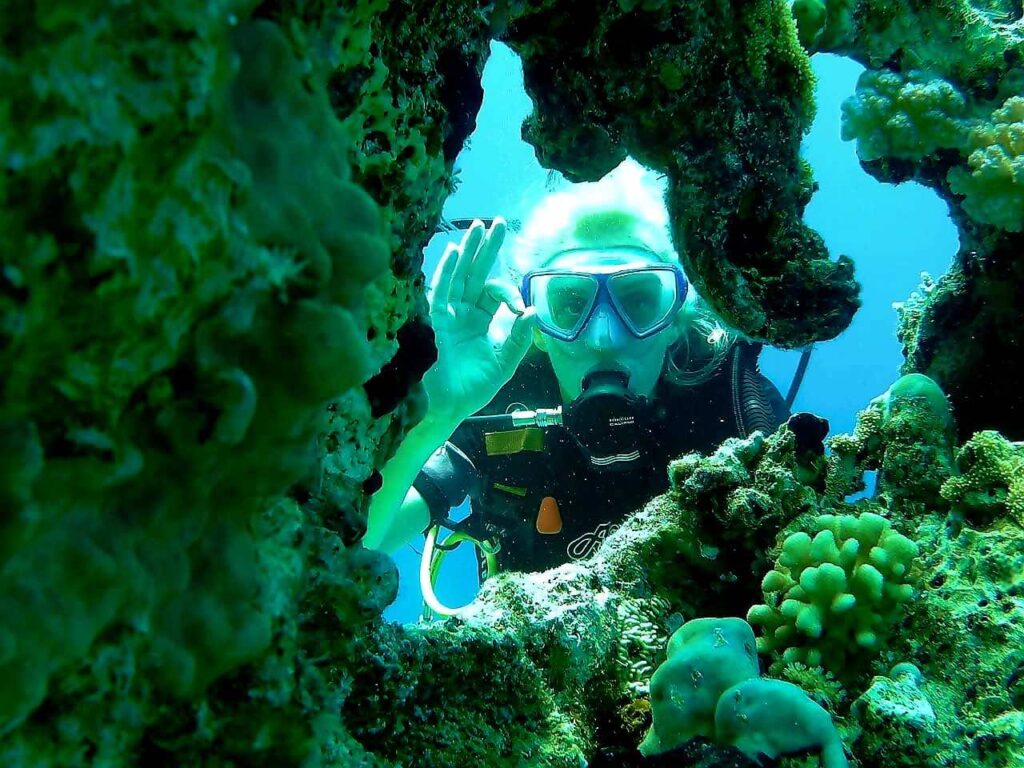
[506,158,737,386]
[664,292,738,387]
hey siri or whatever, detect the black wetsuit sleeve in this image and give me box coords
[412,440,484,527]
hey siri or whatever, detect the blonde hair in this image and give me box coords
[506,159,737,385]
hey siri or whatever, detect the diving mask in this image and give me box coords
[521,253,688,341]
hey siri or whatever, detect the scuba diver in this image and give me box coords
[364,162,791,612]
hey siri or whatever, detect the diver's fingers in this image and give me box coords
[449,220,486,303]
[479,278,523,319]
[429,242,460,318]
[465,217,507,304]
[496,307,537,374]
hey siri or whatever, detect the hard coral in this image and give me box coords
[826,375,956,508]
[815,0,1024,441]
[642,619,848,767]
[940,430,1024,525]
[641,618,759,755]
[747,512,918,677]
[948,96,1024,232]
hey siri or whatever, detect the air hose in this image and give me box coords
[420,525,500,619]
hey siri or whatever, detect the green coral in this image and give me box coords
[641,617,759,754]
[826,375,956,507]
[777,661,847,713]
[747,511,919,676]
[791,0,855,53]
[851,663,940,766]
[841,70,971,163]
[948,96,1024,232]
[715,678,849,767]
[667,423,822,585]
[0,0,446,762]
[940,430,1024,525]
[843,73,1024,232]
[641,618,848,766]
[815,0,1024,442]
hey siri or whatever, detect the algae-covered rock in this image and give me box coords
[852,663,940,766]
[805,0,1024,441]
[826,374,957,507]
[502,0,860,347]
[3,0,1024,766]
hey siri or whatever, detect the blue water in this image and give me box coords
[384,42,958,624]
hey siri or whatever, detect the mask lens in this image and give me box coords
[529,273,598,338]
[608,269,678,335]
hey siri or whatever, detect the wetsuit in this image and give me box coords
[413,341,788,573]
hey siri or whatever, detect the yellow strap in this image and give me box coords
[484,427,544,456]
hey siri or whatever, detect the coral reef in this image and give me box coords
[715,678,848,768]
[641,617,760,754]
[639,617,848,767]
[801,0,1024,439]
[2,0,1024,766]
[0,0,486,763]
[851,663,940,766]
[940,429,1024,526]
[825,374,957,507]
[502,0,860,347]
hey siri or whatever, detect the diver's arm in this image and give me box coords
[363,414,458,554]
[365,218,535,553]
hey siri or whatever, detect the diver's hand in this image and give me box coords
[424,218,537,425]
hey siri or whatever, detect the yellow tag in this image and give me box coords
[484,427,544,456]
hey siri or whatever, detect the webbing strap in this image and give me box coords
[484,427,544,456]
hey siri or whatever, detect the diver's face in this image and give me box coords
[533,250,681,401]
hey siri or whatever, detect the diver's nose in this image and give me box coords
[582,304,629,352]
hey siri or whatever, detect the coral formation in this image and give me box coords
[0,0,485,762]
[747,512,918,676]
[2,0,1024,766]
[851,663,940,766]
[715,678,849,767]
[940,429,1024,526]
[801,0,1024,440]
[639,617,848,767]
[663,417,826,605]
[825,373,957,507]
[502,0,860,347]
[641,617,759,754]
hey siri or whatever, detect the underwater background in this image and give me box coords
[3,1,1024,766]
[386,44,959,624]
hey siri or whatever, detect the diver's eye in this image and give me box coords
[550,289,590,324]
[617,288,658,325]
[611,271,674,331]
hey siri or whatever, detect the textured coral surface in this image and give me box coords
[818,0,1024,439]
[2,1,1023,766]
